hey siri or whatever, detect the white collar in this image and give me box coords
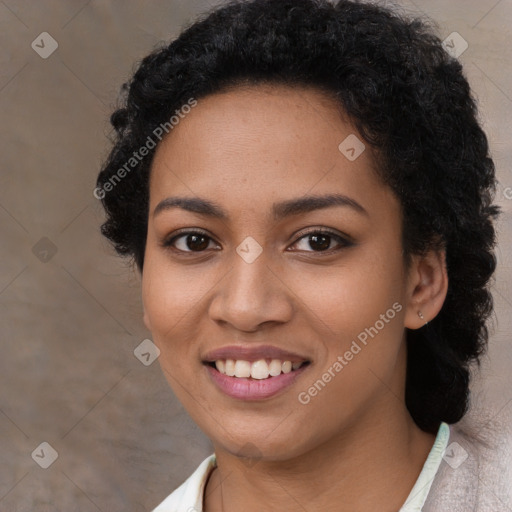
[152,422,450,512]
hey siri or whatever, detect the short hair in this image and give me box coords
[97,0,500,433]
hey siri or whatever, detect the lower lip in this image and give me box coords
[205,364,309,400]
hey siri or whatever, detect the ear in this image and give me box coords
[404,248,448,329]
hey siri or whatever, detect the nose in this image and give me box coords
[208,251,294,333]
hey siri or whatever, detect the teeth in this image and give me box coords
[225,359,235,377]
[213,358,305,379]
[268,359,282,376]
[282,361,292,374]
[251,359,269,379]
[215,360,225,374]
[234,360,251,378]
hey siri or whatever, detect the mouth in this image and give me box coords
[202,345,312,400]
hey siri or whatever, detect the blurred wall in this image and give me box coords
[0,0,510,510]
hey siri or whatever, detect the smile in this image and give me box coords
[211,358,308,379]
[203,348,311,400]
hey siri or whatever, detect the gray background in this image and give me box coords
[0,0,510,510]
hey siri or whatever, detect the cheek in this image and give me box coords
[290,245,406,396]
[287,248,405,337]
[141,258,209,405]
[141,253,212,357]
[142,244,220,320]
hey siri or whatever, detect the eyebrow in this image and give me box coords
[153,193,368,220]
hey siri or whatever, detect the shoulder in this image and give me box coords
[151,454,216,512]
[423,405,512,511]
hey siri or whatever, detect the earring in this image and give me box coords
[418,310,428,326]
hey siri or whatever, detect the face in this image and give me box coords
[142,85,418,460]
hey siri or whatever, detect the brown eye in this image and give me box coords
[290,229,353,253]
[163,230,219,252]
[184,233,210,251]
[308,233,331,251]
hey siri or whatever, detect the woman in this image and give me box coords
[96,0,507,510]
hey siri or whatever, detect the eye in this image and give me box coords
[162,229,220,253]
[290,229,353,253]
[162,227,353,255]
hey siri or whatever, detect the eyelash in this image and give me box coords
[161,227,353,255]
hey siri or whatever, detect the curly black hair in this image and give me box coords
[96,0,499,434]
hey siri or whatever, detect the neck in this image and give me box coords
[204,405,436,512]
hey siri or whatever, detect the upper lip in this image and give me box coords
[202,345,310,363]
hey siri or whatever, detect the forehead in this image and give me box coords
[148,84,392,217]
